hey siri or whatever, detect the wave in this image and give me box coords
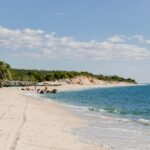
[26,91,150,127]
[88,107,124,114]
[138,119,150,126]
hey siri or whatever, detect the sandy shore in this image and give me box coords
[0,87,107,150]
[24,82,135,93]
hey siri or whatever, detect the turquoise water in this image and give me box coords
[43,85,150,150]
[45,85,150,122]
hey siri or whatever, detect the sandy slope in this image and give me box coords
[0,88,107,150]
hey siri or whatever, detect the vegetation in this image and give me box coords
[96,74,136,83]
[0,61,136,84]
[0,61,12,81]
[11,69,93,82]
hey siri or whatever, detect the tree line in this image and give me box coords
[0,61,136,84]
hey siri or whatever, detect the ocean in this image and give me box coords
[44,85,150,150]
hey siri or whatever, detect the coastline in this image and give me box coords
[0,87,107,150]
[38,83,150,150]
[26,81,136,93]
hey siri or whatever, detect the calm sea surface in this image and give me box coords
[43,85,150,150]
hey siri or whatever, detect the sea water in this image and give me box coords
[44,85,150,150]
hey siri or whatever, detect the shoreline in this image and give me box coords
[36,84,149,150]
[23,82,137,93]
[0,87,107,150]
[0,83,147,150]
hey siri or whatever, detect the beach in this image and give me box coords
[25,80,135,93]
[0,87,107,150]
[0,0,149,149]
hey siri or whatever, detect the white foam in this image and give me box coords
[138,118,150,126]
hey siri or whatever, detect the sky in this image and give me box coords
[0,0,150,83]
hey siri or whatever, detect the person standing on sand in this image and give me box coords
[44,86,48,91]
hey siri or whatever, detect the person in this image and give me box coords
[37,89,40,93]
[44,86,48,91]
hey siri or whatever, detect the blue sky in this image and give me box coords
[0,0,150,83]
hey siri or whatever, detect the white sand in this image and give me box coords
[0,87,107,150]
[26,81,135,93]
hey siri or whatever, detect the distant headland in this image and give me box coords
[0,60,136,87]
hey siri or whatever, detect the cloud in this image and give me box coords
[107,35,125,43]
[0,27,44,49]
[132,34,150,45]
[145,40,150,44]
[132,35,144,43]
[0,26,150,60]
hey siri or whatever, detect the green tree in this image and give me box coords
[0,61,12,81]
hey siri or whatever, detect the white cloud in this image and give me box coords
[0,26,44,49]
[145,40,150,44]
[132,35,150,45]
[132,35,144,43]
[0,26,150,60]
[107,35,125,43]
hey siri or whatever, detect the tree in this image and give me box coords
[0,61,12,81]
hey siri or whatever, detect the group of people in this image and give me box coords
[21,86,57,94]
